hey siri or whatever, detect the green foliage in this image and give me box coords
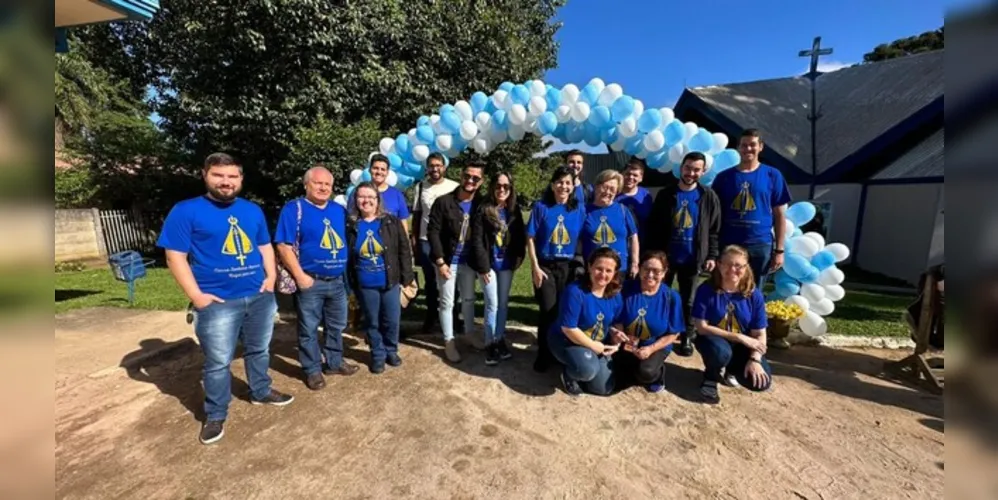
[279,117,385,201]
[55,50,138,137]
[55,261,87,273]
[863,27,943,63]
[510,160,547,207]
[55,167,100,209]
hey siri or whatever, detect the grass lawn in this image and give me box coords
[56,264,913,337]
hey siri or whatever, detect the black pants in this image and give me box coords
[534,259,573,365]
[614,347,669,386]
[664,261,700,332]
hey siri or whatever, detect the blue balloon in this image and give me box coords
[671,162,682,179]
[792,227,803,238]
[647,150,668,168]
[565,122,585,144]
[783,253,812,280]
[811,250,836,271]
[624,135,644,155]
[416,125,435,144]
[637,109,663,134]
[800,266,820,284]
[787,202,817,226]
[395,134,411,158]
[387,153,403,170]
[361,169,372,182]
[545,86,562,109]
[399,161,420,177]
[713,148,740,171]
[439,104,456,116]
[498,81,514,92]
[664,119,686,146]
[773,269,796,286]
[700,169,718,187]
[491,109,508,131]
[538,111,558,135]
[610,95,636,122]
[553,123,567,140]
[688,129,714,152]
[775,280,801,297]
[395,172,415,189]
[580,83,600,105]
[346,184,356,200]
[511,84,530,105]
[588,105,612,128]
[483,98,497,115]
[470,92,489,115]
[583,122,601,146]
[440,111,462,134]
[416,115,430,127]
[600,126,619,145]
[451,135,468,153]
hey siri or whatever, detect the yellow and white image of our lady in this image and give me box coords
[320,218,345,259]
[222,215,254,266]
[549,214,571,253]
[592,215,617,246]
[627,308,650,342]
[674,200,693,235]
[495,220,508,253]
[731,181,757,217]
[359,229,384,263]
[716,303,743,333]
[584,312,606,342]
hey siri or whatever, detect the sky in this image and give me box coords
[542,0,964,153]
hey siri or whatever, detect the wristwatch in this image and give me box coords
[773,248,785,254]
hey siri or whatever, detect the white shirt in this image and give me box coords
[413,178,459,241]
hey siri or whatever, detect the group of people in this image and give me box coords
[158,128,793,445]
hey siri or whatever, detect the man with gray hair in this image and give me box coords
[275,164,359,391]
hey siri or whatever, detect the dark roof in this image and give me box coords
[871,129,944,180]
[580,151,629,184]
[678,50,944,182]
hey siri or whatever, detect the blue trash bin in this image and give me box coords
[109,251,148,282]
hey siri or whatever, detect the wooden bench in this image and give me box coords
[884,270,944,393]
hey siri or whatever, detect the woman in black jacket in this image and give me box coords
[469,170,526,366]
[346,182,415,373]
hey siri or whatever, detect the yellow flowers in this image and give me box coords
[766,300,805,321]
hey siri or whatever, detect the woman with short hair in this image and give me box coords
[581,169,640,278]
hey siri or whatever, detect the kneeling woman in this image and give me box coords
[692,244,773,403]
[613,251,685,393]
[347,182,415,374]
[548,247,626,396]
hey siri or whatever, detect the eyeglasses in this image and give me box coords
[721,262,748,271]
[495,184,511,191]
[642,267,665,276]
[463,174,482,183]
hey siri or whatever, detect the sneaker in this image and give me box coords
[497,341,513,361]
[721,373,740,388]
[485,344,500,366]
[370,363,385,374]
[199,419,225,445]
[561,370,583,396]
[251,390,294,406]
[386,353,402,367]
[444,339,462,363]
[700,380,720,404]
[322,362,360,377]
[646,382,664,393]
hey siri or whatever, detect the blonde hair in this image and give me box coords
[710,245,756,297]
[594,169,623,190]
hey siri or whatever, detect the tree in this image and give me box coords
[863,27,943,63]
[55,50,138,140]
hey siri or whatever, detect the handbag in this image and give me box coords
[276,199,303,294]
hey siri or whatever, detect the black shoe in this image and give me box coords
[678,334,694,357]
[485,344,500,366]
[497,341,512,361]
[700,380,720,404]
[323,362,360,376]
[386,353,402,367]
[305,372,326,391]
[561,370,583,396]
[370,363,385,374]
[199,419,225,445]
[251,390,294,406]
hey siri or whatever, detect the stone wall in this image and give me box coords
[55,209,105,262]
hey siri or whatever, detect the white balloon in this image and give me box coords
[472,137,489,154]
[631,100,644,120]
[488,127,507,144]
[659,107,676,124]
[643,130,666,152]
[528,95,547,116]
[824,243,851,262]
[799,311,828,337]
[785,295,810,314]
[635,149,649,159]
[783,219,797,239]
[524,117,539,134]
[379,137,395,155]
[386,169,398,187]
[529,80,547,96]
[597,83,623,106]
[683,122,698,143]
[618,117,638,137]
[333,194,347,207]
[610,136,628,151]
[412,145,430,162]
[570,101,591,122]
[588,77,606,94]
[668,143,684,164]
[817,266,845,286]
[509,104,528,126]
[824,284,846,302]
[350,169,363,185]
[803,231,826,250]
[435,134,453,152]
[432,115,447,134]
[555,104,572,123]
[475,111,492,131]
[810,298,835,316]
[459,120,479,141]
[491,90,509,109]
[703,153,714,171]
[789,235,821,259]
[560,84,580,105]
[455,100,473,121]
[710,132,729,154]
[800,283,826,304]
[508,123,526,141]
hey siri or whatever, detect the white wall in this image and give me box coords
[789,184,863,263]
[858,183,943,284]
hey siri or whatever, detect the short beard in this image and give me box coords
[206,185,240,203]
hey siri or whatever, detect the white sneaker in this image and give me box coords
[444,339,462,363]
[722,373,740,388]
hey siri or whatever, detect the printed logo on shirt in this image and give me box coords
[495,220,508,257]
[320,218,346,259]
[221,215,254,266]
[592,215,617,246]
[627,307,650,341]
[550,214,571,253]
[359,229,384,263]
[731,181,757,218]
[716,302,743,333]
[674,200,694,235]
[584,312,606,342]
[458,213,470,243]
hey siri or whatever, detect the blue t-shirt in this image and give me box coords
[526,201,585,261]
[451,200,473,266]
[354,219,387,289]
[712,164,791,246]
[492,208,512,271]
[668,188,701,266]
[582,203,638,265]
[274,199,348,277]
[553,282,623,344]
[691,285,768,334]
[157,196,270,300]
[619,281,685,347]
[616,187,654,240]
[349,186,411,221]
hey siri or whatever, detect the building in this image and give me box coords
[55,0,160,51]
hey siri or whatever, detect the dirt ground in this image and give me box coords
[55,310,944,500]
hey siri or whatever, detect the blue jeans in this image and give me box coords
[295,275,348,375]
[357,284,401,366]
[744,242,773,288]
[192,292,277,421]
[694,334,773,391]
[548,331,615,395]
[437,263,482,342]
[482,269,514,344]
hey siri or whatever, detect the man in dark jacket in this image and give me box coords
[648,151,721,356]
[427,161,486,363]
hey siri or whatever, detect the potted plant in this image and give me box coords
[765,300,805,349]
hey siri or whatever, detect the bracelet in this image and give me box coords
[749,358,762,364]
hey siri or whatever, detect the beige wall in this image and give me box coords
[858,183,943,284]
[789,184,863,264]
[55,209,105,262]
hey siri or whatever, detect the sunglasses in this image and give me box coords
[463,174,483,183]
[495,184,511,191]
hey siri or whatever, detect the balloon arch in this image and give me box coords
[337,78,852,337]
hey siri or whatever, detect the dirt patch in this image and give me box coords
[56,324,943,499]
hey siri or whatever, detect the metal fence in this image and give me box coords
[98,209,158,256]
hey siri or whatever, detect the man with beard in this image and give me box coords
[410,153,459,334]
[157,153,294,445]
[648,152,721,356]
[275,165,360,391]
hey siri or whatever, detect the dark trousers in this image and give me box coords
[695,334,772,391]
[613,346,670,386]
[534,259,573,366]
[745,242,773,289]
[664,261,701,332]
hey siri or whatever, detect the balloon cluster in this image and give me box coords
[768,201,851,337]
[342,78,742,202]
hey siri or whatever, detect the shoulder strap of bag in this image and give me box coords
[293,198,303,255]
